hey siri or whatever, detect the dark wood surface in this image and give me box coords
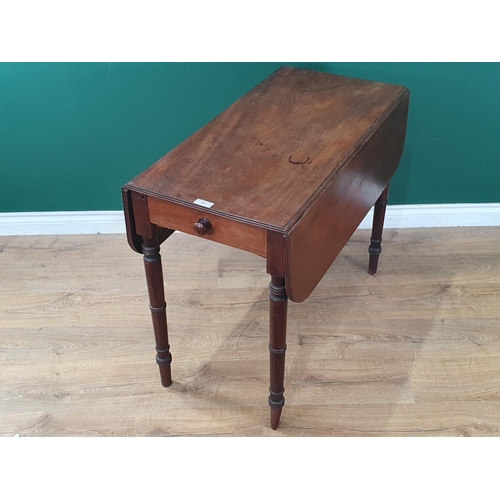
[369,184,390,275]
[268,276,288,430]
[147,195,267,258]
[123,66,410,430]
[283,92,408,301]
[123,188,174,254]
[124,66,410,301]
[126,66,407,230]
[142,233,172,387]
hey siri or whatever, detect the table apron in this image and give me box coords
[148,196,268,258]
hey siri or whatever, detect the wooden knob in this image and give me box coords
[193,218,212,235]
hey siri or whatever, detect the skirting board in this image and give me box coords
[0,203,499,236]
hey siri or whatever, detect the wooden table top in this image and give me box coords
[127,66,407,230]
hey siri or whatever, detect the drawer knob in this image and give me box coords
[194,218,212,235]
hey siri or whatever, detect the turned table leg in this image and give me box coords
[269,276,288,430]
[142,235,172,387]
[368,184,390,275]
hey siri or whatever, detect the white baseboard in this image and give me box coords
[0,211,126,236]
[0,204,498,236]
[357,203,500,230]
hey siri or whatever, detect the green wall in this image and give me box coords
[1,62,499,212]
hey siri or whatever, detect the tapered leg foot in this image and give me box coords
[268,276,287,430]
[142,236,173,388]
[369,184,389,275]
[270,407,283,431]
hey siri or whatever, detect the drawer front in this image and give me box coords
[148,196,267,258]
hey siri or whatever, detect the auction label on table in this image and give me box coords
[193,199,214,208]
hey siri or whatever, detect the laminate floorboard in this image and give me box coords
[1,227,499,436]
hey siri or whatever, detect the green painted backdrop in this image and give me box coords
[1,62,499,212]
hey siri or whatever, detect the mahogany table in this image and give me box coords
[122,67,410,430]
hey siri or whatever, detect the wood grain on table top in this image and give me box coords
[128,67,407,229]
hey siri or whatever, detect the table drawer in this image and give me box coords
[148,196,267,258]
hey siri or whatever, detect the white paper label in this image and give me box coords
[193,198,214,208]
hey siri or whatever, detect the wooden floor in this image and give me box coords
[1,227,499,436]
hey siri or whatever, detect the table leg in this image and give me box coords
[142,235,172,387]
[269,276,287,430]
[368,184,390,275]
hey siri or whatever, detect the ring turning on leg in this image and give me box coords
[269,276,288,430]
[142,236,172,387]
